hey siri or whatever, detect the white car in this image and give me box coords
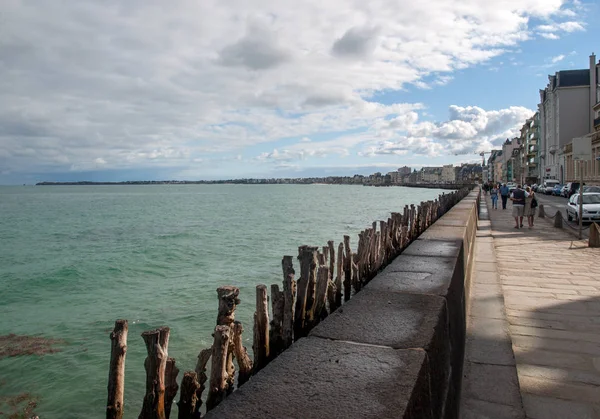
[506,182,517,192]
[565,193,600,223]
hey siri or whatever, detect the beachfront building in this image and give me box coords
[539,53,600,183]
[441,164,455,183]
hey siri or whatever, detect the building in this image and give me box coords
[518,113,540,185]
[562,57,600,185]
[501,138,519,182]
[457,163,483,183]
[397,166,412,176]
[441,164,455,183]
[538,53,600,183]
[486,150,502,183]
[421,167,442,183]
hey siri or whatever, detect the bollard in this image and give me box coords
[553,210,563,228]
[538,204,545,218]
[590,223,600,248]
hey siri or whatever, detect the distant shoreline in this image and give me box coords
[35,180,468,189]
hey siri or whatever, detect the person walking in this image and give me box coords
[490,184,499,209]
[510,184,529,229]
[500,183,509,210]
[524,186,537,228]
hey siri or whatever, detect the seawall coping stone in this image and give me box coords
[204,337,434,419]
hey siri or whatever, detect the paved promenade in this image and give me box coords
[462,194,600,419]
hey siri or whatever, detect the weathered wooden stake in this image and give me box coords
[216,286,239,395]
[294,246,317,340]
[269,284,285,357]
[107,319,128,419]
[312,265,329,325]
[335,242,344,308]
[343,236,352,301]
[139,326,170,419]
[165,358,179,419]
[194,348,211,411]
[232,321,253,387]
[282,256,296,348]
[206,325,230,411]
[177,372,201,419]
[253,284,270,372]
[327,240,335,280]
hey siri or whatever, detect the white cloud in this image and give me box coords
[0,0,576,176]
[551,54,566,63]
[357,105,534,158]
[540,33,560,40]
[535,20,585,39]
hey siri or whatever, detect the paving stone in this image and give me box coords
[521,394,598,419]
[462,362,522,406]
[402,238,462,258]
[461,398,525,419]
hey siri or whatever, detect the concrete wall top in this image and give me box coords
[205,189,480,419]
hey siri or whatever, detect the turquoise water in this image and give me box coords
[0,184,447,418]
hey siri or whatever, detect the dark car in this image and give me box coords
[552,184,563,196]
[565,182,580,198]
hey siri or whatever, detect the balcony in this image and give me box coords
[529,131,539,140]
[594,116,600,130]
[549,144,558,154]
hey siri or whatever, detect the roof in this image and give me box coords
[557,69,590,88]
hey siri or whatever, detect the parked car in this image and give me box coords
[552,184,563,196]
[560,185,569,197]
[506,182,517,192]
[532,183,539,192]
[565,193,600,223]
[543,179,560,195]
[583,186,600,194]
[564,182,580,198]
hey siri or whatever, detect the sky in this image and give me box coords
[1,0,599,184]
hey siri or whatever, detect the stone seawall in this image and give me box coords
[205,189,480,419]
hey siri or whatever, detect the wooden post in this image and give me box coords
[177,372,201,419]
[232,321,253,387]
[165,358,179,419]
[206,325,230,411]
[335,242,344,308]
[343,235,352,301]
[269,284,285,357]
[281,256,296,348]
[253,284,270,372]
[139,326,170,419]
[326,279,336,314]
[312,265,329,326]
[294,246,317,340]
[216,286,239,395]
[327,240,335,281]
[107,319,128,419]
[194,349,211,411]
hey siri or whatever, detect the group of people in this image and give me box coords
[485,182,538,229]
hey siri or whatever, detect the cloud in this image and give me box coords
[550,54,565,63]
[331,26,380,59]
[535,20,585,39]
[0,0,577,179]
[359,105,534,157]
[218,25,291,70]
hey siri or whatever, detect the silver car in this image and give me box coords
[565,193,600,222]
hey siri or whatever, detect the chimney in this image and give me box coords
[591,53,597,132]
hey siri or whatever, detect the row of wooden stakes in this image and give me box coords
[106,188,471,419]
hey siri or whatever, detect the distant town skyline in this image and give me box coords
[1,0,599,185]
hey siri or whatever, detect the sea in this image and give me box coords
[0,184,448,418]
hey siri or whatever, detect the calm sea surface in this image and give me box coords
[0,184,448,418]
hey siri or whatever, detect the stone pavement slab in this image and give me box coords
[484,193,600,419]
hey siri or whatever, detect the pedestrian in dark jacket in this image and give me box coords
[500,183,509,210]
